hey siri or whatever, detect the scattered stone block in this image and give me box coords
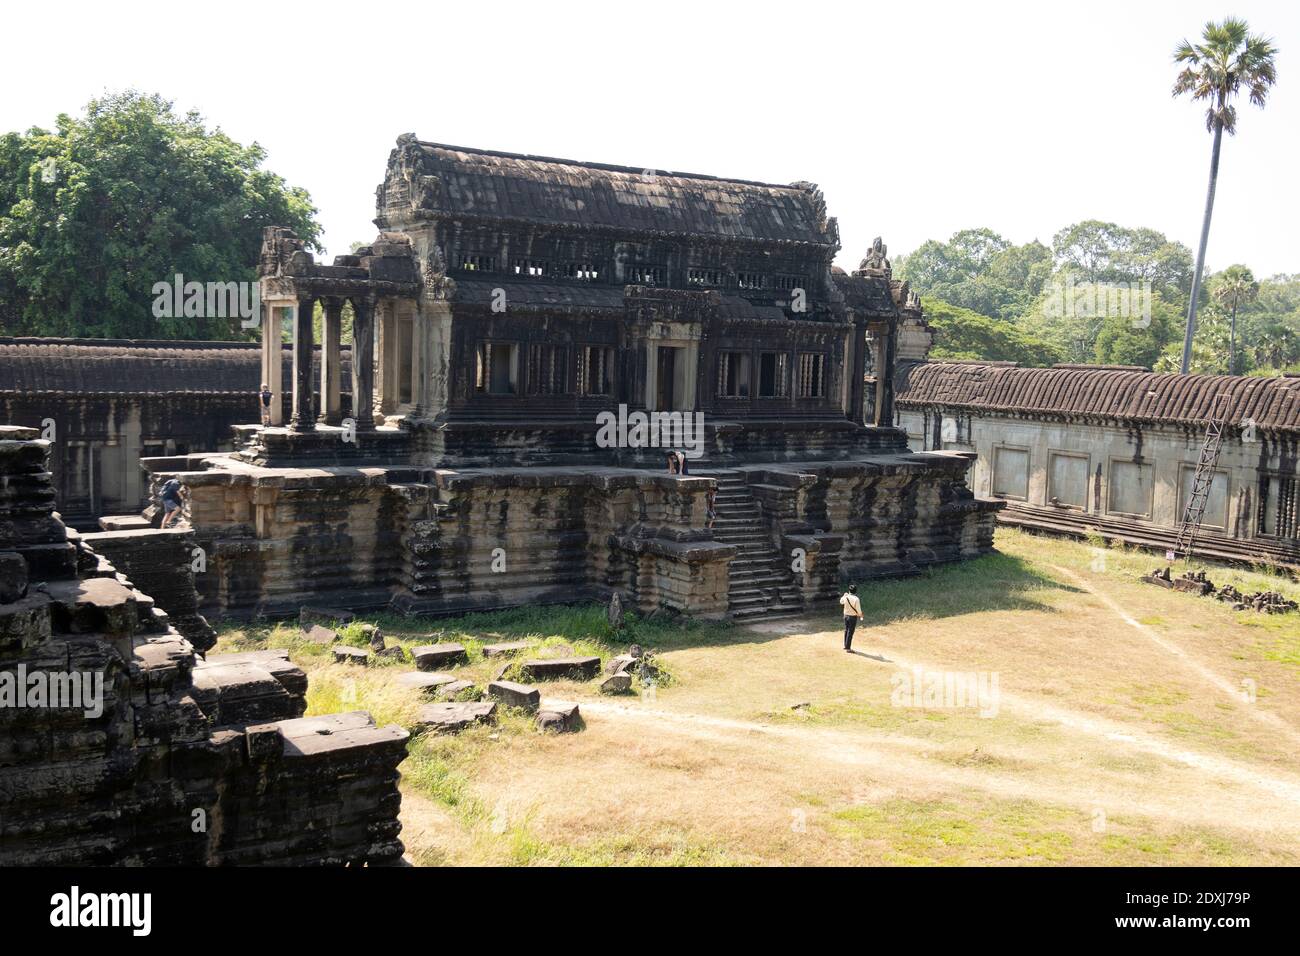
[488,680,541,711]
[437,679,479,700]
[413,642,468,670]
[361,623,386,650]
[600,673,632,694]
[376,645,406,662]
[490,661,511,682]
[333,646,370,665]
[304,624,338,645]
[395,671,459,697]
[536,701,581,733]
[519,656,601,681]
[482,640,530,658]
[415,701,497,734]
[1173,576,1213,596]
[300,605,354,629]
[606,654,636,675]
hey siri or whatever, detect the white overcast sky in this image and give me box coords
[2,0,1296,276]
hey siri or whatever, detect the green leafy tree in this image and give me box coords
[923,296,1062,366]
[0,91,320,339]
[1210,264,1258,375]
[1172,18,1277,372]
[1049,220,1193,302]
[897,229,1051,321]
[1092,293,1180,369]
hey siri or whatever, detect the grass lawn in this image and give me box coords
[211,528,1300,866]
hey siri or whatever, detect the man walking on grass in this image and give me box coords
[839,584,862,652]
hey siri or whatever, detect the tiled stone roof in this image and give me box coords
[0,338,348,396]
[897,361,1300,433]
[405,141,838,245]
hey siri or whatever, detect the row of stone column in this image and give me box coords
[284,295,375,432]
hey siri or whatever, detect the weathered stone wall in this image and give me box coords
[0,426,408,865]
[78,527,218,653]
[736,453,1002,602]
[164,456,735,620]
[898,404,1300,568]
[170,463,406,618]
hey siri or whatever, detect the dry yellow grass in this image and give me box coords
[213,528,1300,866]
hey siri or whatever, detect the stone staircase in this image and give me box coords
[699,470,804,621]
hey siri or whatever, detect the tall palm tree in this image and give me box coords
[1211,265,1258,375]
[1172,18,1277,374]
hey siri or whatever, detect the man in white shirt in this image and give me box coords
[839,584,863,652]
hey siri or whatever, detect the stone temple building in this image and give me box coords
[134,136,1000,622]
[896,361,1300,570]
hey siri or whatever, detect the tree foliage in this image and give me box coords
[0,91,320,339]
[898,220,1300,374]
[923,296,1062,366]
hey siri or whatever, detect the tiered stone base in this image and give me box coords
[149,439,1000,623]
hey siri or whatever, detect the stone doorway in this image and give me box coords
[655,346,681,411]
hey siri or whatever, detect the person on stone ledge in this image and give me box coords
[259,382,274,426]
[705,486,717,530]
[839,584,863,652]
[665,451,679,475]
[159,477,186,529]
[676,450,690,475]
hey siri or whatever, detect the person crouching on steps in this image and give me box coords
[839,584,863,652]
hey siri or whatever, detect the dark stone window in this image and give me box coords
[717,351,751,398]
[512,258,548,277]
[737,272,765,290]
[475,342,518,394]
[458,254,496,272]
[577,346,614,395]
[758,351,788,398]
[796,352,825,398]
[688,268,723,287]
[774,274,806,291]
[626,265,665,285]
[562,262,599,281]
[1258,473,1298,538]
[527,344,570,395]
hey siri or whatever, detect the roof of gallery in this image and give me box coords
[0,338,344,396]
[405,140,839,246]
[897,361,1300,433]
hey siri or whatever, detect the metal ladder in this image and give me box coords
[1172,394,1231,562]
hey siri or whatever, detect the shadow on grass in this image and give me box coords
[838,550,1084,629]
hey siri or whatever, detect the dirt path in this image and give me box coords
[1050,564,1300,747]
[393,539,1300,864]
[579,659,1300,832]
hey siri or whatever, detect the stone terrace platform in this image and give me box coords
[139,446,1000,623]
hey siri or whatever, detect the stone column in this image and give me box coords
[319,298,343,425]
[869,322,896,427]
[849,318,868,424]
[378,302,399,414]
[260,301,285,426]
[421,299,453,420]
[351,295,377,430]
[290,294,316,432]
[879,322,897,426]
[408,304,428,419]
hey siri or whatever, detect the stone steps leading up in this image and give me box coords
[698,470,803,621]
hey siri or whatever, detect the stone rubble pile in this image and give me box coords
[1141,566,1298,614]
